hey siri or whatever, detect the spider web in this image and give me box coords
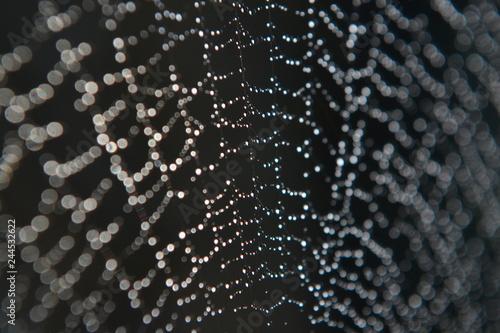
[1,0,500,332]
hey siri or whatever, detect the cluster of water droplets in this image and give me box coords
[1,0,500,332]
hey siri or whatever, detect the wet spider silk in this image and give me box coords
[1,0,500,332]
